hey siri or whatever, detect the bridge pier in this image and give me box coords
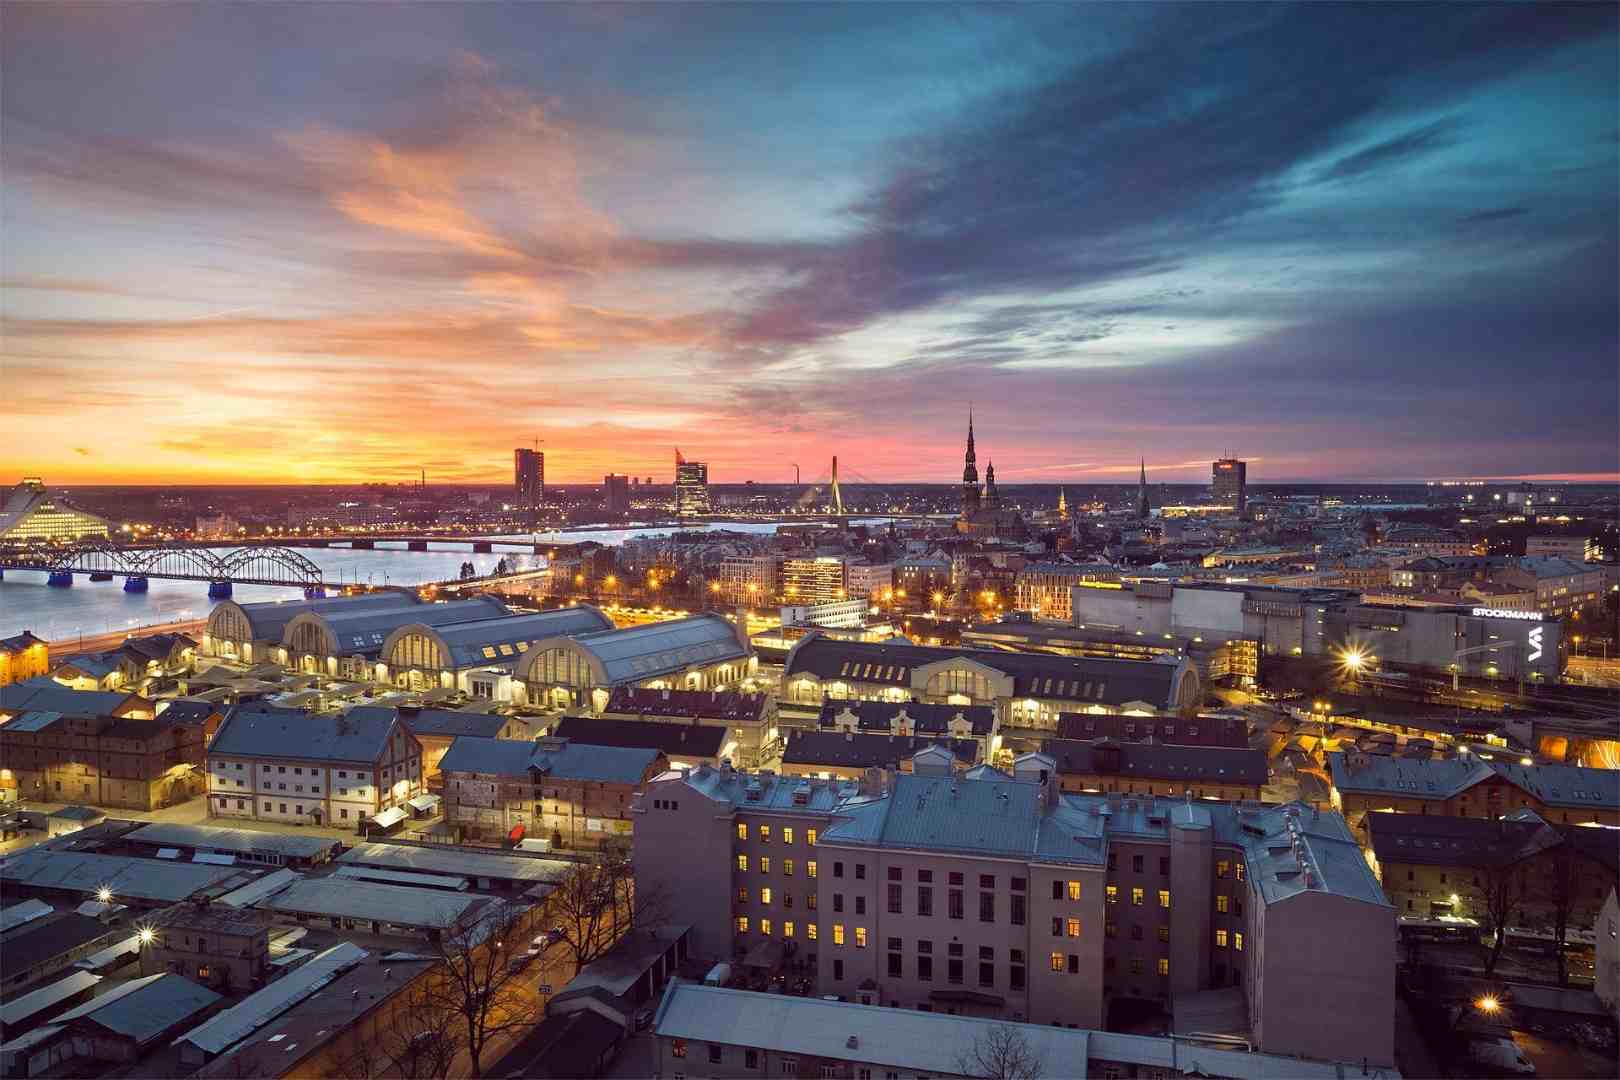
[47,571,72,587]
[351,539,374,549]
[208,580,234,599]
[123,576,149,593]
[473,541,493,553]
[407,540,428,551]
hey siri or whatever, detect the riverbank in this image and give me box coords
[45,616,210,661]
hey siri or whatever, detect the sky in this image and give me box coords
[3,2,1616,487]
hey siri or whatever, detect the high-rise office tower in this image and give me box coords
[1213,457,1247,517]
[515,448,544,521]
[604,474,631,514]
[674,451,710,516]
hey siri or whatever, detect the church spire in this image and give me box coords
[961,407,981,518]
[1137,457,1150,520]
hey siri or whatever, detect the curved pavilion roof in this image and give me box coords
[282,595,509,658]
[517,612,750,687]
[207,591,417,644]
[381,605,614,670]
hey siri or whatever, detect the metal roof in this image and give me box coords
[552,715,728,758]
[174,941,368,1054]
[0,898,53,932]
[332,865,469,890]
[822,772,1050,860]
[287,596,509,657]
[0,708,62,732]
[0,850,248,902]
[546,613,749,686]
[338,841,574,885]
[56,972,220,1045]
[389,705,509,739]
[1041,738,1267,787]
[0,970,101,1028]
[818,699,995,737]
[782,731,978,770]
[213,592,418,644]
[208,703,409,764]
[214,868,301,909]
[124,822,336,860]
[393,606,614,669]
[257,877,488,929]
[1,679,147,716]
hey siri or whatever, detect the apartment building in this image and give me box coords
[1364,810,1618,927]
[1327,752,1620,827]
[205,704,422,829]
[780,557,849,605]
[817,699,998,765]
[717,555,779,604]
[438,734,665,849]
[844,562,895,600]
[0,712,205,810]
[781,731,978,779]
[1526,535,1596,562]
[634,751,1395,1067]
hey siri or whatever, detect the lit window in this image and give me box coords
[1235,863,1246,881]
[1215,929,1229,948]
[783,827,795,844]
[834,924,846,946]
[807,924,818,941]
[737,855,748,872]
[1158,889,1170,909]
[1131,887,1144,906]
[855,927,868,948]
[1234,932,1245,952]
[784,921,795,938]
[807,829,818,846]
[1106,885,1119,904]
[1050,952,1064,972]
[784,859,795,876]
[761,918,772,935]
[737,823,748,840]
[1158,958,1169,977]
[808,861,818,878]
[736,917,749,934]
[761,857,771,874]
[1217,859,1230,879]
[760,825,772,843]
[1066,918,1081,938]
[1067,880,1081,901]
[1216,895,1229,914]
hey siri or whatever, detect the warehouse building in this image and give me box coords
[516,612,754,712]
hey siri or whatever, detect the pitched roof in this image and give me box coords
[551,715,728,758]
[155,699,220,726]
[56,972,220,1044]
[546,613,750,686]
[1041,738,1267,787]
[214,591,418,644]
[363,705,508,739]
[0,631,48,653]
[1484,760,1620,811]
[437,735,663,784]
[409,606,617,668]
[1365,811,1562,869]
[783,730,978,770]
[1056,711,1248,748]
[1326,751,1495,800]
[209,704,409,764]
[0,682,143,717]
[604,686,768,722]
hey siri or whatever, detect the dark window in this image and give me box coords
[1108,852,1117,870]
[949,872,964,886]
[1133,855,1143,873]
[1067,954,1079,974]
[1158,926,1170,943]
[1052,880,1063,900]
[1011,894,1026,926]
[979,963,995,987]
[888,952,903,977]
[888,867,902,881]
[856,896,866,916]
[917,886,933,916]
[917,869,933,883]
[746,1050,759,1069]
[979,892,995,923]
[709,1045,722,1064]
[1159,857,1170,875]
[1010,962,1026,991]
[834,959,844,980]
[833,893,844,913]
[979,874,995,889]
[1011,877,1026,892]
[948,890,964,920]
[888,884,902,914]
[1132,925,1143,941]
[917,955,933,981]
[1052,916,1063,937]
[855,864,866,881]
[835,861,845,878]
[917,939,932,953]
[948,959,964,985]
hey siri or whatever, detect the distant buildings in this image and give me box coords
[1211,458,1246,518]
[604,473,632,513]
[1526,534,1596,562]
[635,751,1395,1066]
[954,415,1029,541]
[1326,751,1620,827]
[780,556,847,604]
[1012,562,1121,621]
[0,478,109,543]
[515,612,755,711]
[0,710,206,810]
[675,452,710,516]
[514,447,544,512]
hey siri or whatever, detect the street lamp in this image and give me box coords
[1476,995,1500,1015]
[96,886,112,904]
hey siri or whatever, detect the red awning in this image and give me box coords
[508,824,526,844]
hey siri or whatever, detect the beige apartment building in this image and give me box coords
[634,750,1395,1067]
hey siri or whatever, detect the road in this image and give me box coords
[45,617,210,660]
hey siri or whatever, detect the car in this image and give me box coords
[633,1008,654,1031]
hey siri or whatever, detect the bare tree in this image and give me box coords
[1478,859,1528,975]
[1533,841,1616,988]
[954,1023,1046,1080]
[379,982,464,1079]
[549,845,670,975]
[419,902,544,1078]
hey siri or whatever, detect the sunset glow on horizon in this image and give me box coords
[4,4,1616,486]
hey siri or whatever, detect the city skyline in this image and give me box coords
[4,3,1617,485]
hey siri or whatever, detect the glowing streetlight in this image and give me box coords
[137,926,156,946]
[1340,648,1367,672]
[96,886,112,904]
[1476,995,1500,1014]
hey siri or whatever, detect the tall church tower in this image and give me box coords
[1136,458,1151,520]
[961,409,981,517]
[985,461,999,509]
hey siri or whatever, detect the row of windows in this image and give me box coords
[737,856,817,877]
[737,824,818,845]
[1104,886,1172,908]
[734,917,816,940]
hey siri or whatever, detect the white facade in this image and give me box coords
[206,733,421,828]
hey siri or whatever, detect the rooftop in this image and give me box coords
[388,705,510,739]
[437,734,663,783]
[208,702,408,764]
[257,877,490,930]
[604,686,769,722]
[551,714,728,758]
[782,730,979,770]
[0,849,250,903]
[175,941,368,1055]
[56,972,220,1046]
[124,821,338,860]
[337,841,574,885]
[1041,738,1267,788]
[532,613,750,686]
[817,698,995,737]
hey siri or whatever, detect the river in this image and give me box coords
[0,521,843,640]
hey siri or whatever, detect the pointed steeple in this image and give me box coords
[1057,487,1068,519]
[961,407,981,518]
[1137,457,1151,520]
